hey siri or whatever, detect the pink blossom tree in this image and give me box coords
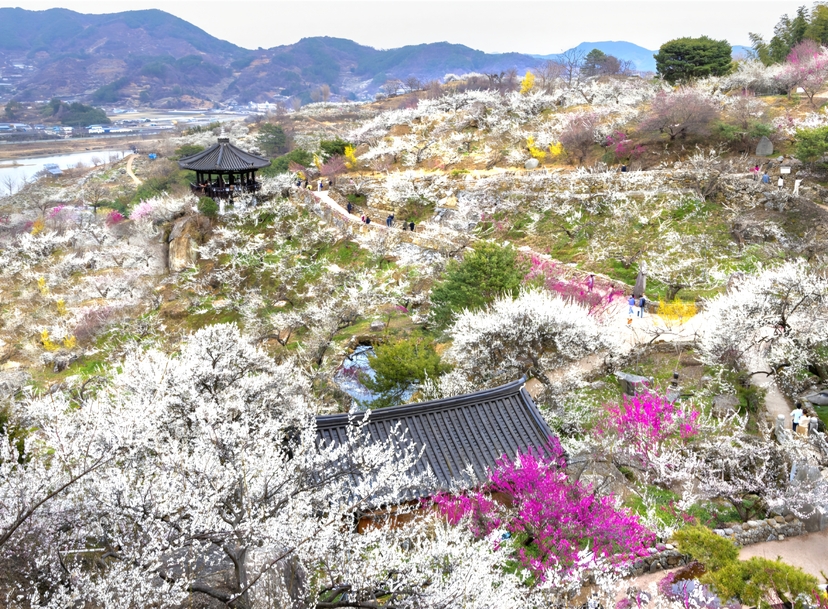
[775,41,828,107]
[433,441,655,580]
[639,89,719,141]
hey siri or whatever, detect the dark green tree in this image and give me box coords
[173,144,205,160]
[429,242,527,328]
[794,125,828,162]
[750,5,809,64]
[264,148,315,174]
[654,36,733,83]
[256,123,288,155]
[319,137,351,158]
[4,100,21,120]
[360,337,450,409]
[582,49,608,77]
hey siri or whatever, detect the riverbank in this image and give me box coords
[0,134,164,161]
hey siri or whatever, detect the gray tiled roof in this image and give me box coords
[315,379,555,492]
[178,137,271,172]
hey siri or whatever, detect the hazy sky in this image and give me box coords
[0,0,807,53]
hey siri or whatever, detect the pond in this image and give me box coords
[333,345,416,412]
[0,149,131,195]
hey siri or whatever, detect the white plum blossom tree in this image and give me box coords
[4,323,561,608]
[445,289,616,391]
[699,260,828,396]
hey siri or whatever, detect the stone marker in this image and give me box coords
[756,136,773,156]
[524,158,539,170]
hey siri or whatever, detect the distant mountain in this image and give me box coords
[534,41,658,73]
[536,41,756,74]
[226,37,541,103]
[0,9,757,108]
[0,9,542,107]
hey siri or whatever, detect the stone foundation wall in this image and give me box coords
[713,515,803,545]
[627,516,805,578]
[629,545,690,576]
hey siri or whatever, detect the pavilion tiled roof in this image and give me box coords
[178,137,271,172]
[315,379,555,493]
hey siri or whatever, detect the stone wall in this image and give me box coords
[628,544,690,576]
[626,516,805,578]
[713,515,804,545]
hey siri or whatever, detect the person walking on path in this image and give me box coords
[587,274,595,292]
[794,179,802,195]
[409,221,415,232]
[347,201,353,214]
[386,214,393,227]
[792,403,804,432]
[318,179,323,192]
[628,295,636,316]
[761,172,770,185]
[751,164,760,180]
[366,216,371,225]
[361,214,366,223]
[638,295,647,317]
[778,176,784,190]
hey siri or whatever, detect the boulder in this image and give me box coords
[168,215,209,272]
[756,136,774,156]
[712,394,740,418]
[369,320,386,332]
[524,158,539,170]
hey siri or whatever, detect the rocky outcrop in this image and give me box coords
[168,215,210,272]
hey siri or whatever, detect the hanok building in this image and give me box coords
[178,136,271,199]
[316,379,555,528]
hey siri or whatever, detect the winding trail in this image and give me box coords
[738,528,828,579]
[125,153,141,185]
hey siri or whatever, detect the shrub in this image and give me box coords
[706,557,818,609]
[197,196,218,218]
[673,525,738,571]
[794,125,828,163]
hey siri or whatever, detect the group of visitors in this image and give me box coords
[294,178,333,191]
[790,402,826,434]
[344,201,416,231]
[627,294,647,319]
[751,164,802,194]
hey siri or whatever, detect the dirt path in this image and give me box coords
[739,529,828,579]
[125,154,142,185]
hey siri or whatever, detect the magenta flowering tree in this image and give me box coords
[597,393,700,471]
[523,254,625,316]
[105,210,125,226]
[605,131,645,161]
[433,441,654,580]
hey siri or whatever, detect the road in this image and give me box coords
[125,154,142,185]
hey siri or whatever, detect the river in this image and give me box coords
[0,149,130,196]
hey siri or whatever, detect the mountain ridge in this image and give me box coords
[0,8,754,107]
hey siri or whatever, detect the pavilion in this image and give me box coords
[178,136,271,199]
